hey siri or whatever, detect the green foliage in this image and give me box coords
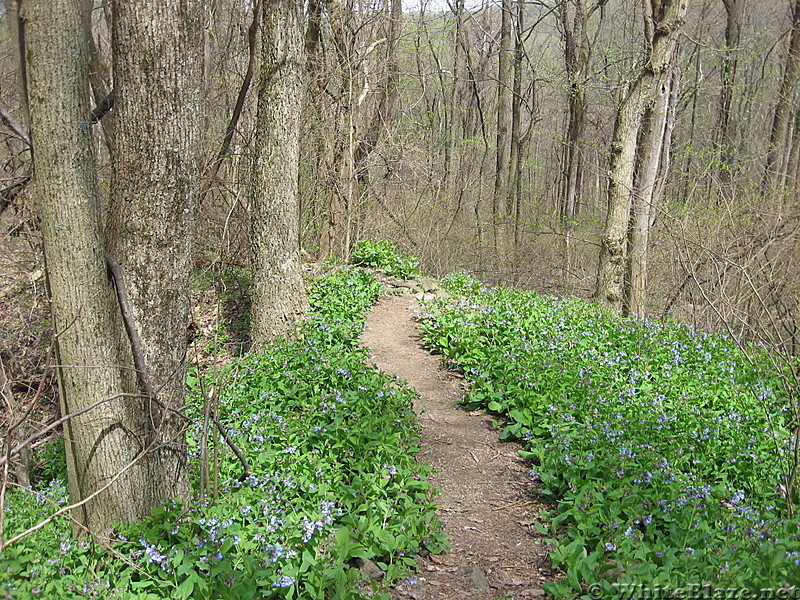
[422,274,800,598]
[348,240,420,280]
[30,436,67,486]
[0,267,445,599]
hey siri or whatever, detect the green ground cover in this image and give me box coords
[0,266,445,599]
[420,273,800,598]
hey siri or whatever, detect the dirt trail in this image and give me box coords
[361,294,552,600]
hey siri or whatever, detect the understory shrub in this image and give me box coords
[347,240,420,280]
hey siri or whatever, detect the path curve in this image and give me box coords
[361,294,552,600]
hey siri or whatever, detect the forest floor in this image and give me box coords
[361,293,556,600]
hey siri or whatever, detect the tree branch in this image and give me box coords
[213,411,250,482]
[0,105,31,147]
[90,89,115,124]
[105,252,160,429]
[199,0,262,200]
[1,439,155,551]
[0,392,148,469]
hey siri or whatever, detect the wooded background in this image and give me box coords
[3,0,798,345]
[0,0,799,531]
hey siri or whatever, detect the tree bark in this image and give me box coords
[85,0,115,157]
[765,0,800,192]
[595,0,687,312]
[715,0,744,193]
[492,0,513,263]
[107,0,204,508]
[625,69,675,316]
[249,0,309,344]
[508,0,525,249]
[23,0,142,534]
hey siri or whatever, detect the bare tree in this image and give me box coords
[626,67,677,315]
[493,0,513,263]
[558,0,606,224]
[249,0,309,344]
[23,0,142,534]
[595,0,687,312]
[107,0,205,509]
[765,0,800,193]
[715,0,744,193]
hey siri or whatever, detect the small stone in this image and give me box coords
[520,589,547,597]
[468,566,489,590]
[417,278,439,292]
[354,558,385,581]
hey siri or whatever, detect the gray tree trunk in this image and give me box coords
[558,0,594,224]
[23,0,142,534]
[766,0,800,192]
[558,0,605,284]
[107,0,204,508]
[595,0,687,312]
[319,1,356,260]
[443,0,464,221]
[508,0,525,250]
[715,0,744,193]
[493,0,513,266]
[249,0,308,344]
[626,69,675,317]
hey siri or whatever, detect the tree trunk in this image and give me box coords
[492,0,513,263]
[107,0,204,509]
[626,69,675,316]
[765,0,800,192]
[508,0,525,250]
[595,0,687,312]
[559,0,586,224]
[443,0,464,220]
[715,0,744,193]
[319,0,357,259]
[787,101,800,189]
[679,43,701,204]
[558,0,605,284]
[24,0,142,534]
[84,0,115,158]
[249,0,309,345]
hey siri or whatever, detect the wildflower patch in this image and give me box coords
[0,267,446,599]
[421,273,800,598]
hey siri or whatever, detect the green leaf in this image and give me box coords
[175,574,201,600]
